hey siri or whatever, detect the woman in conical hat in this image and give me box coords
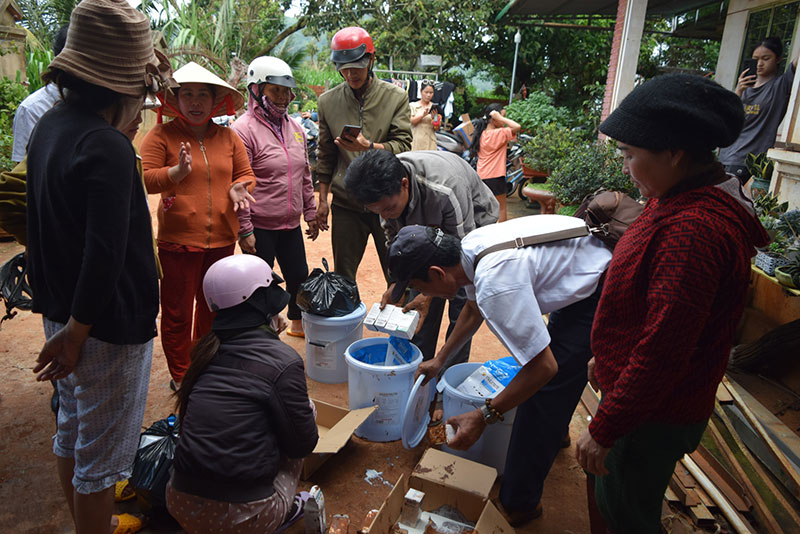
[141,62,256,391]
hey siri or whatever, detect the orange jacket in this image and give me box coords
[141,119,255,249]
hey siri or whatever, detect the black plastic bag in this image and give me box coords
[130,414,180,527]
[296,258,361,317]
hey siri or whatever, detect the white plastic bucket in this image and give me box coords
[440,362,517,474]
[345,337,423,442]
[302,303,367,384]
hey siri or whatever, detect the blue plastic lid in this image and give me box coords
[401,375,435,449]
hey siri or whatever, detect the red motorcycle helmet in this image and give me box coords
[330,26,375,68]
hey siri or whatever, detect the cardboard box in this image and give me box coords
[453,114,474,148]
[368,448,513,533]
[302,400,377,480]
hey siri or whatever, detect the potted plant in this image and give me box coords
[777,208,800,260]
[775,256,800,289]
[520,123,587,180]
[754,235,791,276]
[746,152,774,198]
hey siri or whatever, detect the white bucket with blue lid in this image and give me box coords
[344,337,426,442]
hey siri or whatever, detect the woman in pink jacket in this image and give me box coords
[232,56,318,337]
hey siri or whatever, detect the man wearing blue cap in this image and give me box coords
[391,219,611,527]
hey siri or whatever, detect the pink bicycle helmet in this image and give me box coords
[203,254,280,312]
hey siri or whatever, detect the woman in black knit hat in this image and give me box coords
[575,74,769,534]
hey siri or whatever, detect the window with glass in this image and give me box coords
[741,2,799,73]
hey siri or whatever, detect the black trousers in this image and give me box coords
[252,226,308,320]
[499,284,602,512]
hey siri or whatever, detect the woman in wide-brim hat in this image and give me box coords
[141,61,256,391]
[574,74,769,533]
[25,1,173,533]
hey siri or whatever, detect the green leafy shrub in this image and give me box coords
[548,141,638,205]
[0,77,31,172]
[505,91,572,133]
[521,123,587,174]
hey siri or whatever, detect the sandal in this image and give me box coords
[112,513,143,534]
[114,479,136,502]
[277,491,310,532]
[286,329,305,338]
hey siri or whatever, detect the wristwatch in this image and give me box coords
[480,398,503,425]
[369,140,375,150]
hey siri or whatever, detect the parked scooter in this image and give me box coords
[435,130,470,161]
[505,133,532,199]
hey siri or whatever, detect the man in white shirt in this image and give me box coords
[11,25,68,163]
[391,218,611,527]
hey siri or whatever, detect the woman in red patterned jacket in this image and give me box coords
[575,74,769,534]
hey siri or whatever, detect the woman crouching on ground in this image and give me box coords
[166,254,318,534]
[575,74,769,533]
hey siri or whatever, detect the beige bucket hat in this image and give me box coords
[160,62,245,119]
[48,0,174,98]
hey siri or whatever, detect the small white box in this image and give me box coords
[374,305,394,329]
[390,308,420,340]
[364,303,382,331]
[400,488,425,527]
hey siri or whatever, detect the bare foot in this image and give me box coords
[109,515,118,534]
[432,408,443,423]
[290,319,303,334]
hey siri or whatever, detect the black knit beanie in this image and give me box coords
[599,74,744,152]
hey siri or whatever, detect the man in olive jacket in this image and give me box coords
[315,26,412,282]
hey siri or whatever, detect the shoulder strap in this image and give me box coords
[472,225,589,270]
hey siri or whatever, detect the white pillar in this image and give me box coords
[610,0,648,111]
[716,0,749,90]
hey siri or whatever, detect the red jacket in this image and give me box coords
[589,177,768,448]
[141,119,255,249]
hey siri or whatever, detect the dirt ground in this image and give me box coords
[0,193,593,534]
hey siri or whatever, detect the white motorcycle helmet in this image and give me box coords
[246,56,297,88]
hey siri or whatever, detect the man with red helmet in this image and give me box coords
[315,26,412,282]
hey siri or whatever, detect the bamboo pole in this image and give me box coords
[682,455,755,534]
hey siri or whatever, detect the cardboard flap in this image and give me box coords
[369,474,406,534]
[475,500,514,533]
[410,448,497,498]
[313,404,376,454]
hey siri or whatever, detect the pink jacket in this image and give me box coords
[231,112,315,234]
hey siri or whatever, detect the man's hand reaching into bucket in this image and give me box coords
[415,356,444,386]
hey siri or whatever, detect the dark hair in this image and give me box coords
[753,37,783,58]
[421,81,435,91]
[42,68,123,112]
[174,331,221,424]
[53,25,69,56]
[344,150,406,205]
[470,103,505,159]
[410,229,461,282]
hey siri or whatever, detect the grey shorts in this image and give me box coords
[44,318,153,495]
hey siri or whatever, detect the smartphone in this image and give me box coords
[742,58,759,78]
[340,124,362,139]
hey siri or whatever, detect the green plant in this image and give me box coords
[505,91,572,134]
[548,141,639,205]
[777,209,800,242]
[746,152,774,180]
[780,256,800,286]
[768,233,789,256]
[557,204,579,216]
[754,192,789,218]
[521,123,587,174]
[0,77,30,172]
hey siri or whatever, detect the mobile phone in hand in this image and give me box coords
[341,124,362,139]
[742,58,759,79]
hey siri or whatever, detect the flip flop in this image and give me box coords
[112,513,143,534]
[114,479,136,502]
[286,329,305,338]
[277,491,311,532]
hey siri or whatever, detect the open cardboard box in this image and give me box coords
[302,400,377,480]
[368,448,513,533]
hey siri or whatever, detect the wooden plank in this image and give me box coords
[709,410,796,533]
[580,384,599,417]
[688,504,716,527]
[683,455,756,534]
[689,448,751,512]
[665,485,681,503]
[693,485,716,510]
[675,464,697,488]
[669,475,701,507]
[723,376,800,501]
[717,382,734,404]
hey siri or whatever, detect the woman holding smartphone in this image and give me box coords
[719,37,798,184]
[409,81,440,151]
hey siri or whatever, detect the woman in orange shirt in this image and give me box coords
[141,62,255,389]
[470,103,521,222]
